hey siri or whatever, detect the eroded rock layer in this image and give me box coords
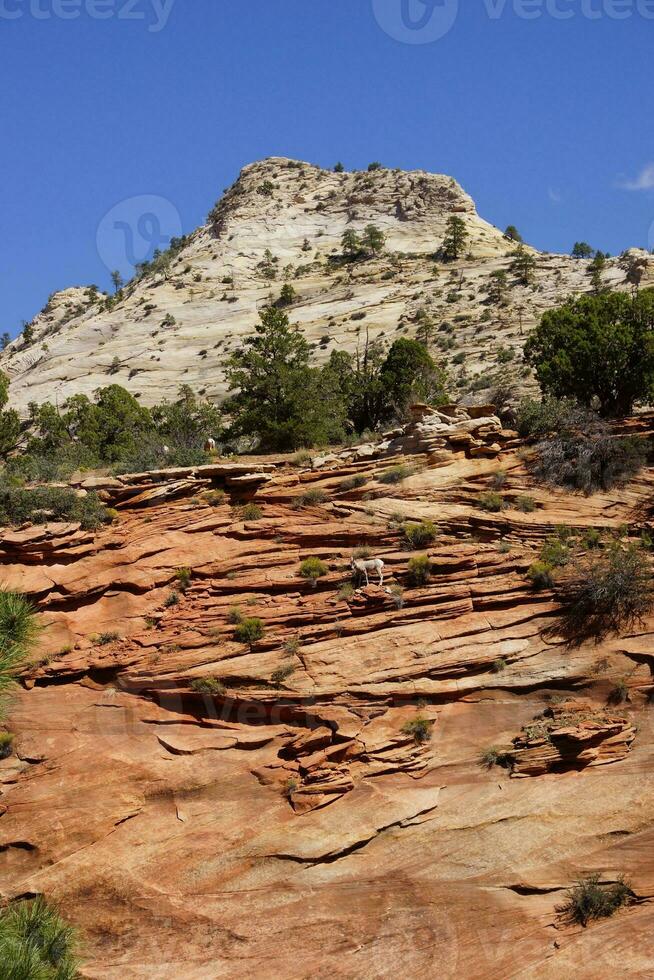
[2,430,654,978]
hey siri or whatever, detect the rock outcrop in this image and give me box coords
[3,158,652,416]
[2,426,654,977]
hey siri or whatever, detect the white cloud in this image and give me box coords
[617,163,654,192]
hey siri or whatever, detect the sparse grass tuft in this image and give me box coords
[0,731,14,759]
[514,495,537,513]
[175,567,192,592]
[378,464,415,485]
[480,746,512,770]
[295,488,327,508]
[190,677,225,695]
[401,715,434,744]
[271,663,296,685]
[477,491,504,513]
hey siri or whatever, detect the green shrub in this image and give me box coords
[204,489,226,506]
[408,555,431,586]
[582,528,602,550]
[190,677,225,695]
[338,583,354,601]
[338,474,367,492]
[295,488,327,508]
[514,495,537,513]
[227,606,243,625]
[164,591,179,608]
[492,659,507,673]
[402,520,437,549]
[175,567,192,592]
[234,617,264,648]
[0,896,80,978]
[557,875,632,926]
[541,537,570,567]
[608,679,629,705]
[378,464,415,485]
[241,503,263,521]
[0,731,14,759]
[401,715,434,744]
[480,747,512,769]
[299,557,328,584]
[271,662,296,685]
[477,492,504,513]
[527,561,555,590]
[0,485,110,531]
[92,632,121,646]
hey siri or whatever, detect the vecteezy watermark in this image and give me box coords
[96,194,182,280]
[372,0,654,43]
[0,0,176,32]
[372,0,460,44]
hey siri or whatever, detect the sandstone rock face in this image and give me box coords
[3,158,652,416]
[2,431,654,977]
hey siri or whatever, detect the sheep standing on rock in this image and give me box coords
[351,556,385,587]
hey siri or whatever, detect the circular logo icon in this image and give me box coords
[96,194,183,280]
[372,0,460,44]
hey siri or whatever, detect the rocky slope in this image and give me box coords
[2,417,654,977]
[2,158,652,414]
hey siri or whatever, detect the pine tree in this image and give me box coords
[510,245,537,285]
[440,216,468,262]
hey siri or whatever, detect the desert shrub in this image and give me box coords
[516,396,583,438]
[164,591,179,608]
[271,662,296,684]
[489,470,506,490]
[338,583,354,601]
[523,404,648,494]
[378,464,415,485]
[561,544,653,639]
[0,896,80,978]
[0,485,110,531]
[540,538,569,569]
[227,606,243,625]
[408,555,431,586]
[175,568,192,592]
[557,875,632,926]
[0,731,14,759]
[204,489,226,506]
[299,557,328,584]
[293,450,312,465]
[514,495,537,513]
[527,561,555,590]
[283,636,300,655]
[234,617,264,647]
[401,715,434,744]
[92,632,120,646]
[477,491,504,512]
[403,520,437,549]
[608,679,629,705]
[241,503,263,521]
[492,659,507,673]
[480,747,512,769]
[295,488,327,508]
[339,474,367,492]
[582,528,602,550]
[190,677,225,695]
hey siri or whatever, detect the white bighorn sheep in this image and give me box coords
[351,556,385,587]
[204,438,217,453]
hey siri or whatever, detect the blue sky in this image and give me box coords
[1,0,653,336]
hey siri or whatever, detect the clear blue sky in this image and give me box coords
[2,0,653,336]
